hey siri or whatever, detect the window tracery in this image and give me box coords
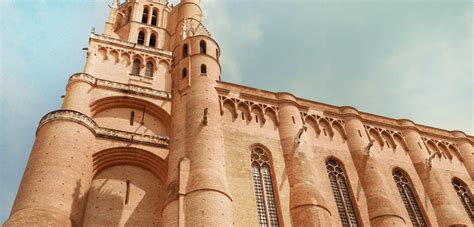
[393,170,426,226]
[326,160,359,226]
[251,147,280,227]
[452,178,474,222]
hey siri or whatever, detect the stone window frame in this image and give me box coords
[392,168,427,226]
[250,145,282,227]
[452,177,474,222]
[325,158,360,226]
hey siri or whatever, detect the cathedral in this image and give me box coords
[4,0,473,226]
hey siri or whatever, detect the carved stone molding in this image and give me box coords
[38,109,170,148]
[68,73,171,100]
[364,125,409,151]
[90,33,172,57]
[219,95,280,126]
[421,136,463,161]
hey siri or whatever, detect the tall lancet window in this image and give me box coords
[251,147,280,227]
[452,178,474,222]
[326,160,359,226]
[393,170,427,226]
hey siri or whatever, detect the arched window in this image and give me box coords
[132,59,141,75]
[151,9,158,26]
[452,178,474,221]
[393,170,427,226]
[183,44,189,58]
[181,68,187,79]
[137,31,145,45]
[149,33,156,48]
[251,147,280,226]
[145,62,153,77]
[142,7,149,23]
[326,160,359,226]
[200,40,207,54]
[200,64,207,74]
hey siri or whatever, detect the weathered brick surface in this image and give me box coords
[5,0,473,226]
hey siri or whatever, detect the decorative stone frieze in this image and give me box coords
[90,33,172,57]
[68,73,171,100]
[38,109,170,148]
[219,95,280,126]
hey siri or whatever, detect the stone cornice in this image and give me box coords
[216,81,472,143]
[67,73,171,100]
[90,33,173,58]
[38,110,170,148]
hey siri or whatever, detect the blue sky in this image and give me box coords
[0,0,472,223]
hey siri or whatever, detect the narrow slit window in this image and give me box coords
[358,130,362,137]
[393,170,427,226]
[241,112,245,120]
[201,64,207,74]
[255,114,259,123]
[418,142,423,150]
[130,111,135,126]
[125,180,130,205]
[182,68,187,79]
[326,160,359,226]
[137,31,145,45]
[452,178,474,222]
[292,116,295,124]
[142,7,149,23]
[323,129,327,136]
[251,147,280,227]
[151,9,158,26]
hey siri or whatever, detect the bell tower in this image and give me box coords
[163,0,234,226]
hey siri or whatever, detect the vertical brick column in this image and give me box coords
[451,130,474,180]
[276,92,331,226]
[341,107,406,226]
[62,76,93,117]
[5,118,95,226]
[400,120,471,226]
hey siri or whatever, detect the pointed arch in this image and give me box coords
[426,140,441,157]
[264,108,278,128]
[251,105,265,125]
[332,121,347,140]
[392,168,427,226]
[222,98,237,119]
[250,145,281,226]
[438,143,453,160]
[368,129,384,148]
[237,102,251,121]
[325,158,359,226]
[393,133,409,152]
[452,177,474,222]
[319,118,334,138]
[382,131,396,150]
[93,147,167,183]
[448,144,463,161]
